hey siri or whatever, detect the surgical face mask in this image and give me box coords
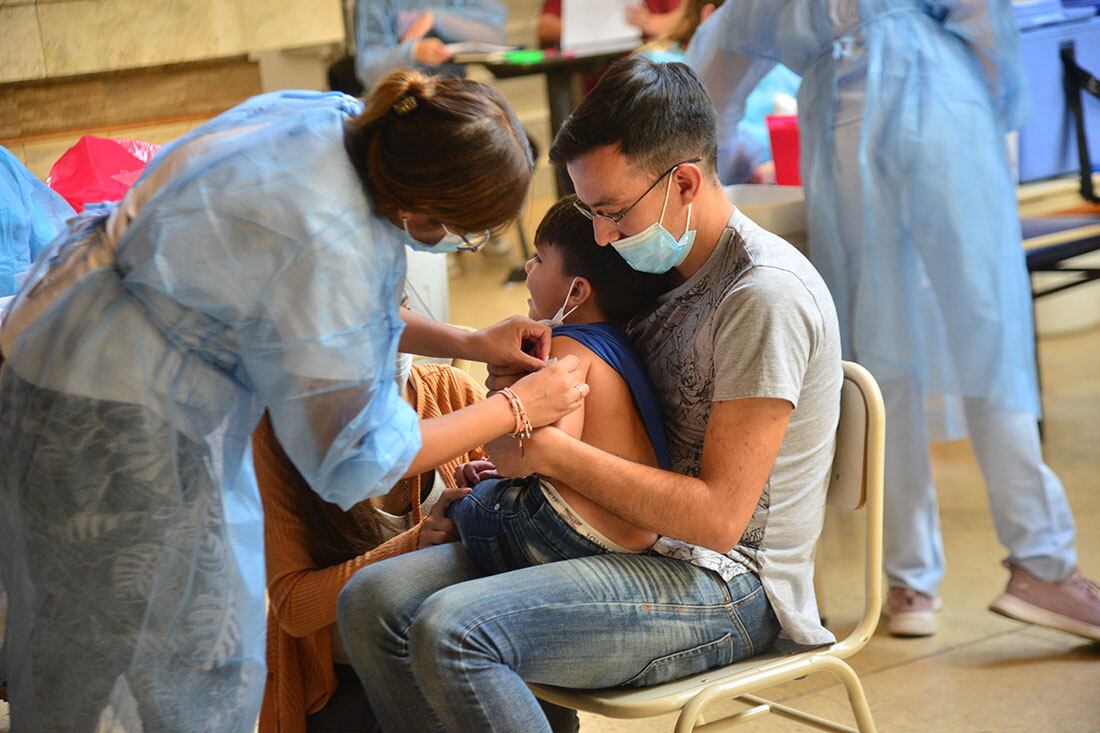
[540,277,580,328]
[610,178,696,274]
[401,219,489,254]
[402,219,466,254]
[396,351,414,393]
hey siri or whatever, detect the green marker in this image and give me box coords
[504,49,545,65]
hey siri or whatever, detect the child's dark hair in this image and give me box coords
[534,196,673,324]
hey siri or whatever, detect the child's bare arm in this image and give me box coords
[547,335,591,440]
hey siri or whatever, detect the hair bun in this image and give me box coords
[397,70,433,101]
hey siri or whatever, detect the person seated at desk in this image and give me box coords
[446,195,674,573]
[537,0,682,49]
[355,0,507,92]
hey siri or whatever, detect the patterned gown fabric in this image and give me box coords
[0,91,420,731]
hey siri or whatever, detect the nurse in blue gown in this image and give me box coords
[0,70,585,730]
[687,0,1096,638]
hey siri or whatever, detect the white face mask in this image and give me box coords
[396,351,414,393]
[539,277,580,328]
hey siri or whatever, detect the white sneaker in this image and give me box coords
[883,586,940,637]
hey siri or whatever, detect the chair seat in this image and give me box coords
[1021,216,1100,270]
[529,650,802,719]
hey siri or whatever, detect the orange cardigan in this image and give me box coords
[255,363,486,733]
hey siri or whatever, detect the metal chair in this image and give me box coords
[530,360,885,733]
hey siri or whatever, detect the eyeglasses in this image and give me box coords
[443,225,492,252]
[573,157,703,225]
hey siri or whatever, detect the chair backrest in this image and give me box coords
[827,363,873,511]
[825,361,886,658]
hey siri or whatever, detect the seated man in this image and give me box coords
[338,55,842,733]
[447,195,673,572]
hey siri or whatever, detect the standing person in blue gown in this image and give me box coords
[687,0,1100,639]
[0,69,589,731]
[637,0,801,184]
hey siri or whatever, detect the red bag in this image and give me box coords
[47,135,161,213]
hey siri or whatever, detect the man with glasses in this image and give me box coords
[338,56,842,733]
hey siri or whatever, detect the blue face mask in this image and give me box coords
[402,219,468,254]
[610,178,696,274]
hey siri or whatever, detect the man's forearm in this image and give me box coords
[537,429,749,552]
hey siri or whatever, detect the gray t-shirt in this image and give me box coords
[628,208,841,649]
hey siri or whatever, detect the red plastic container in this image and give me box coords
[766,114,801,186]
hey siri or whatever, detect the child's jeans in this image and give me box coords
[446,475,635,574]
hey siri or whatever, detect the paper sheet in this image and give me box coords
[561,0,642,53]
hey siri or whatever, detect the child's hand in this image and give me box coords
[454,460,500,488]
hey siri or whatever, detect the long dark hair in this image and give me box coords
[256,413,387,567]
[295,479,386,569]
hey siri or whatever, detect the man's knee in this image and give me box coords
[408,588,493,675]
[337,563,395,652]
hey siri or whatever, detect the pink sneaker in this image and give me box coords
[883,587,940,637]
[990,561,1100,642]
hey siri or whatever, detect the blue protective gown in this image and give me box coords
[0,146,74,298]
[0,91,420,730]
[687,0,1036,440]
[641,46,801,184]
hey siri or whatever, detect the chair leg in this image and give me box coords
[819,656,876,733]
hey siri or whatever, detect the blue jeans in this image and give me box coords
[337,544,780,733]
[446,475,611,573]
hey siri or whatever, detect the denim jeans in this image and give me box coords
[337,543,780,733]
[446,475,613,573]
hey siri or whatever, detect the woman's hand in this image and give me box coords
[508,354,588,428]
[417,485,471,548]
[454,459,500,488]
[468,316,551,373]
[413,38,453,66]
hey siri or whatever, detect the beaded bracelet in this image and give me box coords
[498,387,533,455]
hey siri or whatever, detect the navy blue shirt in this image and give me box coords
[552,323,670,470]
